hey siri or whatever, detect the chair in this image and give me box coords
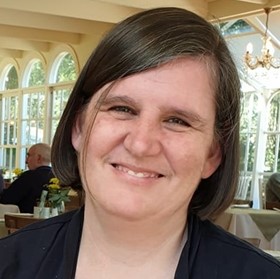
[4,214,42,234]
[266,201,280,210]
[235,173,252,200]
[0,204,20,218]
[65,190,84,212]
[232,199,253,208]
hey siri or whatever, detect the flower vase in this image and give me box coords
[40,207,50,219]
[51,207,59,217]
[58,201,65,214]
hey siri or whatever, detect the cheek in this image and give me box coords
[167,138,211,177]
[89,116,126,148]
[83,123,116,165]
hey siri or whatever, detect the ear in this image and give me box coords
[71,115,83,152]
[201,142,222,179]
[37,154,42,163]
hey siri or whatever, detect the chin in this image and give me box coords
[102,198,153,221]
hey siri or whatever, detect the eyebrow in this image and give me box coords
[100,95,136,107]
[102,95,208,127]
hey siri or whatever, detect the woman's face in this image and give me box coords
[72,58,221,222]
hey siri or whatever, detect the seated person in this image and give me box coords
[0,171,4,194]
[266,173,280,204]
[0,143,55,213]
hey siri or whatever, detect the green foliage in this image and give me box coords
[48,188,71,208]
[56,53,77,82]
[28,61,45,86]
[5,66,18,89]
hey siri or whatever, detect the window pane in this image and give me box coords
[240,93,259,133]
[28,60,45,86]
[56,53,77,82]
[239,93,259,172]
[1,148,16,177]
[21,92,46,145]
[9,121,17,144]
[5,66,18,89]
[265,134,276,172]
[0,95,19,146]
[51,88,71,140]
[268,94,280,132]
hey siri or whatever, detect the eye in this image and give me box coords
[109,106,135,115]
[165,117,189,126]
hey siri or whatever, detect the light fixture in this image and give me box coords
[244,7,280,70]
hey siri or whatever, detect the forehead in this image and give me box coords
[96,57,215,99]
[112,59,214,105]
[27,147,36,154]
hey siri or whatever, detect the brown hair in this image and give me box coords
[52,7,240,219]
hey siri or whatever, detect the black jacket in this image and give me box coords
[0,166,54,213]
[0,207,279,279]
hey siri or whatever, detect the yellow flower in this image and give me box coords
[49,178,60,185]
[48,184,60,190]
[48,177,61,190]
[13,168,23,176]
[46,177,70,209]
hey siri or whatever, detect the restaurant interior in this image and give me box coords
[0,0,279,259]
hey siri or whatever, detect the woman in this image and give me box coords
[0,7,279,279]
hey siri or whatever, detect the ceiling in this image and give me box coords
[0,0,279,62]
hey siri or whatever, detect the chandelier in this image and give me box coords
[244,7,280,70]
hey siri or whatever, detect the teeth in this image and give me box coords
[128,170,144,177]
[115,165,159,178]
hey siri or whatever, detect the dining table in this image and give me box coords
[0,212,42,237]
[0,218,8,238]
[214,207,280,251]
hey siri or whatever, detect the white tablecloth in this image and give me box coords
[214,208,280,250]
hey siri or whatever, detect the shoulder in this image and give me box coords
[0,208,83,277]
[3,171,33,188]
[12,169,34,181]
[183,214,280,278]
[33,166,53,174]
[19,166,53,182]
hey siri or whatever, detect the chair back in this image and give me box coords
[266,201,280,210]
[4,214,41,234]
[0,204,20,218]
[65,190,84,212]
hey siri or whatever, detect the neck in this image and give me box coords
[76,201,188,278]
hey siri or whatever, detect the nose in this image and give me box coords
[123,119,162,157]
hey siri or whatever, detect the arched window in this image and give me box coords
[20,59,46,167]
[49,52,77,140]
[0,64,19,176]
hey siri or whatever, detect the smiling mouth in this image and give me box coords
[112,164,163,179]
